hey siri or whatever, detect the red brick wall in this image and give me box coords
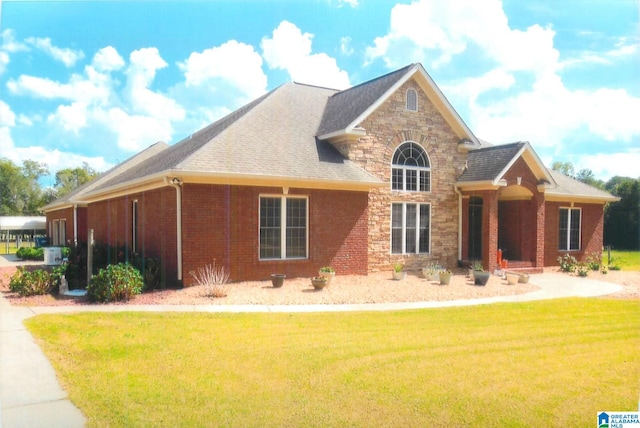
[544,201,605,265]
[87,188,178,285]
[45,207,74,245]
[181,184,369,285]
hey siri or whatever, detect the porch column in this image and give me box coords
[483,191,499,272]
[535,192,545,268]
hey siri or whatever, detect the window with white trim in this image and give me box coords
[50,219,67,246]
[391,142,431,192]
[260,196,308,260]
[559,207,581,251]
[406,88,418,111]
[391,203,430,254]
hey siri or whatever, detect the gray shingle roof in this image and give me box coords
[317,64,414,136]
[457,142,526,182]
[42,141,169,210]
[95,82,382,193]
[548,170,619,201]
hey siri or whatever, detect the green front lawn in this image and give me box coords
[27,299,639,427]
[603,250,640,270]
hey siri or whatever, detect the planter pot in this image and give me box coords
[271,274,285,288]
[438,271,452,285]
[506,273,519,285]
[474,271,490,286]
[311,277,328,290]
[392,271,406,281]
[318,271,335,286]
[518,274,530,284]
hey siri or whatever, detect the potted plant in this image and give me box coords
[311,276,328,290]
[422,263,442,281]
[271,274,286,288]
[518,273,530,283]
[438,269,452,285]
[505,272,519,285]
[318,266,335,286]
[473,261,490,286]
[392,262,406,280]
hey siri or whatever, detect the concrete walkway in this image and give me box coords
[0,254,624,427]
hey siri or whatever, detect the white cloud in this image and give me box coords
[340,36,354,56]
[92,46,125,72]
[261,21,350,89]
[100,107,174,151]
[0,100,16,127]
[26,36,85,67]
[178,40,267,101]
[0,51,9,75]
[47,102,88,135]
[126,47,185,122]
[578,150,640,180]
[365,0,558,75]
[0,29,28,53]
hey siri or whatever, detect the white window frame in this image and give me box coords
[259,195,309,260]
[391,202,431,255]
[51,219,66,246]
[391,141,431,192]
[406,88,418,111]
[559,207,581,251]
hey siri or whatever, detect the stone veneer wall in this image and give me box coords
[332,79,467,272]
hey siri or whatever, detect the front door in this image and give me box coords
[468,196,482,260]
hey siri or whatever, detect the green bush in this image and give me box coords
[9,267,54,296]
[557,253,577,273]
[87,263,143,303]
[15,247,44,261]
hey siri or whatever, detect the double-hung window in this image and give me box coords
[391,203,430,254]
[559,207,581,251]
[391,142,431,192]
[259,196,308,260]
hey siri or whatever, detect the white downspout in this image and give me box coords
[454,184,462,263]
[73,204,78,246]
[167,177,183,282]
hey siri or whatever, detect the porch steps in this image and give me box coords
[502,260,543,275]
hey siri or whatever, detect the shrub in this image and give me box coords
[16,247,44,261]
[87,263,143,303]
[132,256,162,291]
[189,261,230,298]
[9,267,54,296]
[576,263,589,277]
[586,251,601,271]
[558,253,577,273]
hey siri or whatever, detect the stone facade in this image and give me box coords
[332,79,466,272]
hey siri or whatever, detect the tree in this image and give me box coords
[551,161,575,177]
[0,158,49,215]
[54,162,99,198]
[575,168,605,190]
[604,176,640,250]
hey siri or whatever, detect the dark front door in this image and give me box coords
[468,196,482,260]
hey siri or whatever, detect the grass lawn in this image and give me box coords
[27,298,639,427]
[604,250,640,270]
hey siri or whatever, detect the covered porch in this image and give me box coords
[455,142,554,273]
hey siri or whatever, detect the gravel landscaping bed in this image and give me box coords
[2,267,638,307]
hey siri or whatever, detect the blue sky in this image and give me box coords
[1,0,638,184]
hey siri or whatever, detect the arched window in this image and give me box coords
[406,88,418,111]
[391,142,431,192]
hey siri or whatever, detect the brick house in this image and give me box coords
[42,63,617,286]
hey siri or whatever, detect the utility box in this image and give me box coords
[44,247,62,265]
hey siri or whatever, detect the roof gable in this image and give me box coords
[317,63,479,146]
